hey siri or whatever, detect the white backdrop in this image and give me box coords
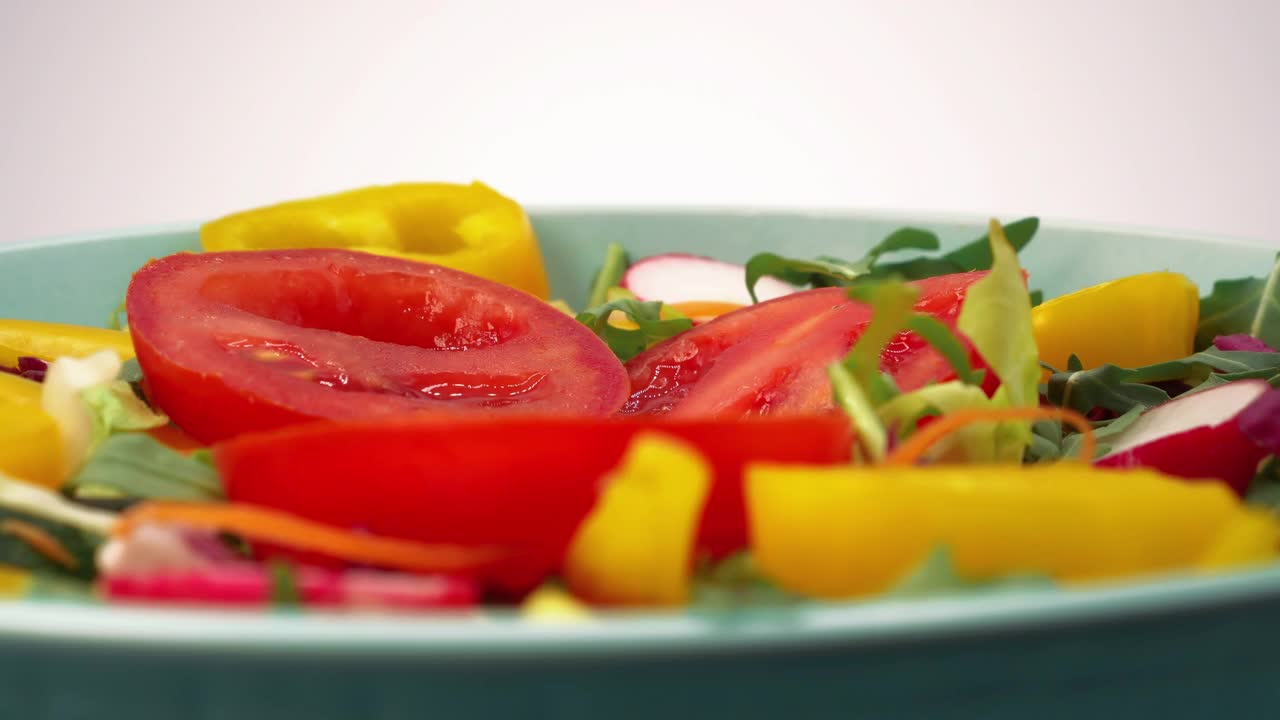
[2,0,1278,245]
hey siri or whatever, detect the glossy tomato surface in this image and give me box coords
[215,414,854,590]
[126,249,629,442]
[623,272,991,417]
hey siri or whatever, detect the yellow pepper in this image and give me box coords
[201,181,551,299]
[747,463,1276,600]
[1032,271,1198,374]
[0,564,32,597]
[520,583,593,622]
[0,319,134,367]
[0,373,64,488]
[563,433,711,606]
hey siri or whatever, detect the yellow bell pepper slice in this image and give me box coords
[1032,271,1198,374]
[747,463,1276,600]
[0,319,134,367]
[563,433,712,606]
[0,374,64,488]
[201,181,551,299]
[520,583,594,622]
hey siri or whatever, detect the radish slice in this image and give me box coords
[621,254,795,305]
[1097,380,1274,495]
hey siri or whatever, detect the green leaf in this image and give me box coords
[0,507,102,581]
[829,364,888,462]
[744,227,940,302]
[1060,405,1145,460]
[842,282,921,403]
[1195,253,1280,350]
[118,358,143,384]
[575,298,693,362]
[1046,348,1280,415]
[81,381,169,453]
[1029,289,1045,307]
[942,217,1040,271]
[66,433,223,502]
[879,381,999,463]
[690,552,801,609]
[904,315,984,386]
[585,242,629,309]
[107,298,128,331]
[268,560,302,607]
[955,220,1040,460]
[1246,457,1280,513]
[886,546,1054,599]
[957,220,1040,408]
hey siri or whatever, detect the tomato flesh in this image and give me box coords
[215,414,854,591]
[623,272,992,417]
[126,249,629,442]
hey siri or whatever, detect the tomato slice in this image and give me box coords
[623,272,992,417]
[126,249,629,442]
[214,414,854,592]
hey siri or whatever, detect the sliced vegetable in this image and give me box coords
[747,462,1275,599]
[1097,380,1275,494]
[0,373,63,488]
[201,181,551,298]
[1033,271,1199,375]
[127,249,629,443]
[215,415,852,587]
[41,350,122,474]
[623,272,992,418]
[0,319,135,367]
[563,434,711,606]
[624,254,795,307]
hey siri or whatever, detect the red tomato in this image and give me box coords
[126,249,629,442]
[215,414,854,592]
[623,272,993,417]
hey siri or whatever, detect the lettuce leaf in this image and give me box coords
[829,363,889,462]
[66,433,222,502]
[879,381,998,463]
[955,220,1040,459]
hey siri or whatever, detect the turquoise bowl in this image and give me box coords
[0,211,1277,719]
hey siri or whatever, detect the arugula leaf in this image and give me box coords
[1059,405,1146,460]
[575,298,692,362]
[842,282,921,404]
[1196,253,1280,351]
[941,217,1040,271]
[744,227,940,302]
[887,546,1053,599]
[1046,348,1280,415]
[585,242,629,309]
[66,433,223,502]
[690,552,801,610]
[904,315,984,387]
[1246,456,1280,513]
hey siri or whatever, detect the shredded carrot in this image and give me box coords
[883,406,1095,466]
[114,503,503,574]
[1,519,79,571]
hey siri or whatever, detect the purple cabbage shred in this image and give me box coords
[1238,389,1280,454]
[0,356,48,383]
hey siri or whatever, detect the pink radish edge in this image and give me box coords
[1096,380,1276,495]
[621,253,795,306]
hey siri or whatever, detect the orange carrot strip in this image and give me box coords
[114,502,502,574]
[668,301,743,320]
[884,406,1095,466]
[1,519,80,571]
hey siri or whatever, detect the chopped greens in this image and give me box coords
[575,298,692,362]
[1196,252,1280,351]
[585,242,629,308]
[886,546,1054,599]
[66,433,222,502]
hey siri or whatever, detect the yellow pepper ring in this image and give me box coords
[201,181,551,299]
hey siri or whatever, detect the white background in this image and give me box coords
[1,0,1278,245]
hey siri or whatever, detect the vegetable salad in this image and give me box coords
[1,182,1278,616]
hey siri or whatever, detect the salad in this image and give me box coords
[0,181,1277,616]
